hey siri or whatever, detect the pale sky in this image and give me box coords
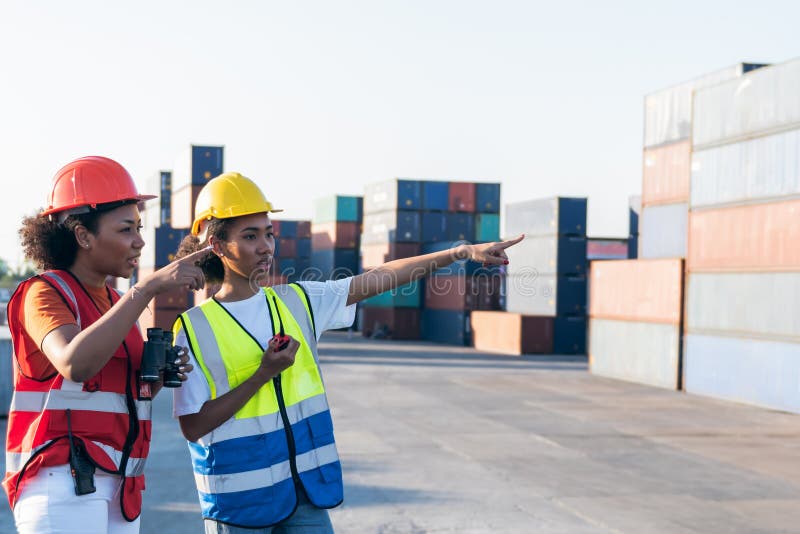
[1,1,796,269]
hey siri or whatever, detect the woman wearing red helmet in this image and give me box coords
[3,156,207,533]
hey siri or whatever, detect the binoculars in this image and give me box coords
[141,327,182,388]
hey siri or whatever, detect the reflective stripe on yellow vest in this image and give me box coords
[177,284,342,528]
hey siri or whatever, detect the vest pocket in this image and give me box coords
[48,409,115,439]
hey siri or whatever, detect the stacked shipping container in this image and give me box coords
[419,182,502,345]
[473,197,587,355]
[589,260,684,389]
[685,59,800,413]
[273,219,311,284]
[639,64,765,259]
[310,196,362,281]
[361,179,423,339]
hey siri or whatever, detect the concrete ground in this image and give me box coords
[2,332,800,533]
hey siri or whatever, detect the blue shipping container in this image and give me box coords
[310,249,359,280]
[421,212,447,243]
[313,195,363,223]
[421,309,471,346]
[191,145,224,186]
[362,210,421,244]
[422,181,449,211]
[154,226,189,267]
[553,315,586,355]
[475,183,501,213]
[296,238,311,258]
[446,213,475,241]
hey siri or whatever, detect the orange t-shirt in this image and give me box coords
[19,278,113,379]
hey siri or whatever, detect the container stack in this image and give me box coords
[273,219,311,284]
[472,197,587,355]
[684,59,800,413]
[170,145,224,230]
[136,171,190,331]
[360,179,423,340]
[639,64,765,259]
[419,182,502,346]
[310,196,362,281]
[589,259,684,389]
[586,238,629,261]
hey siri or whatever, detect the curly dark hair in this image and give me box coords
[175,217,236,283]
[18,203,134,271]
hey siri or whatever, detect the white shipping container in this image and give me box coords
[644,63,762,148]
[504,273,586,317]
[590,319,681,390]
[505,235,586,276]
[639,203,688,258]
[685,333,800,414]
[692,128,800,209]
[503,197,586,238]
[687,272,800,340]
[694,58,800,148]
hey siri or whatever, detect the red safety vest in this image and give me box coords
[3,270,152,521]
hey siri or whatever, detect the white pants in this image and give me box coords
[13,465,141,534]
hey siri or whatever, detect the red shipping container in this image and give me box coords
[424,275,503,311]
[361,307,420,340]
[449,182,476,212]
[278,238,297,258]
[296,220,312,239]
[312,221,360,250]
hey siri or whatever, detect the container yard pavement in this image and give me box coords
[2,332,800,533]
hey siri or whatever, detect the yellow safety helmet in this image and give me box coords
[191,172,282,235]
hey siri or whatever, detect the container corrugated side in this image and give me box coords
[693,59,798,148]
[639,203,688,259]
[686,272,800,340]
[505,235,587,276]
[691,128,800,209]
[642,140,691,206]
[504,273,586,316]
[644,63,752,148]
[684,333,800,414]
[504,197,586,238]
[687,199,800,271]
[589,259,683,323]
[590,318,681,390]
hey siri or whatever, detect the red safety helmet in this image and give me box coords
[40,156,156,217]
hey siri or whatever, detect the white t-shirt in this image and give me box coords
[172,278,356,418]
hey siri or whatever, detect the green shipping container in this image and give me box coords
[362,280,422,308]
[313,195,363,223]
[476,213,500,242]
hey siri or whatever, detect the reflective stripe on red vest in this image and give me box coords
[2,270,152,521]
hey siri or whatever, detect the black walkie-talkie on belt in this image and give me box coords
[66,409,96,496]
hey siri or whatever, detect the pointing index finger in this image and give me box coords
[175,245,213,265]
[499,234,525,249]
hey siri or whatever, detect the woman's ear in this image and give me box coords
[208,236,225,258]
[73,224,92,250]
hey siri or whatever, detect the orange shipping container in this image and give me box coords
[688,199,800,272]
[589,259,683,324]
[641,140,691,207]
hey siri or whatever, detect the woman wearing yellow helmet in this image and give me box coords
[172,172,522,533]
